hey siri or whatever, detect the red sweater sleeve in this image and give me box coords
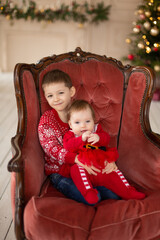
[96,124,110,147]
[96,124,119,162]
[63,131,84,152]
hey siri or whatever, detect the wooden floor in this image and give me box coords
[0,73,160,240]
[0,73,17,240]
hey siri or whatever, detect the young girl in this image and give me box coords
[63,99,146,204]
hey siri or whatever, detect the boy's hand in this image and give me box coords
[102,161,118,174]
[83,165,100,176]
[75,155,100,175]
[82,131,91,142]
[87,133,100,145]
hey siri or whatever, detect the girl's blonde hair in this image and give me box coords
[68,99,95,121]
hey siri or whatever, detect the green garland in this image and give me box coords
[0,1,111,24]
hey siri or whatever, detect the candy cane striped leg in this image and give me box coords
[115,169,130,187]
[102,169,145,200]
[78,166,92,191]
[70,164,99,204]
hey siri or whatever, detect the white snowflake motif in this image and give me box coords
[53,165,59,171]
[58,135,63,144]
[44,143,49,150]
[59,149,66,165]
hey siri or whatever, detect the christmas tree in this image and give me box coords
[123,0,160,75]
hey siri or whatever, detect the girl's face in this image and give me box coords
[43,82,75,114]
[69,107,95,137]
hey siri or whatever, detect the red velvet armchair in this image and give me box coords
[8,48,160,240]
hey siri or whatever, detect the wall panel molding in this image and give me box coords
[0,0,140,72]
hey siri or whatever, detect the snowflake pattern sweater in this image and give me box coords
[38,109,76,177]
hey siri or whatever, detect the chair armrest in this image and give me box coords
[8,133,24,172]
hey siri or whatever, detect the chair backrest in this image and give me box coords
[39,58,124,147]
[9,47,158,204]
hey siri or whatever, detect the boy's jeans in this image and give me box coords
[49,173,120,205]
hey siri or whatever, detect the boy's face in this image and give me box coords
[43,82,75,114]
[69,107,95,137]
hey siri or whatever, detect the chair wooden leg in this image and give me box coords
[14,172,26,240]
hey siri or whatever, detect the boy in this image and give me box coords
[38,69,119,204]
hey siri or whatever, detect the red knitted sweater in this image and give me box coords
[38,108,76,177]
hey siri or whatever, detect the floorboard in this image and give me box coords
[0,73,16,240]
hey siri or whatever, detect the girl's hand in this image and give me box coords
[82,131,91,142]
[75,155,100,176]
[87,133,100,145]
[102,161,118,174]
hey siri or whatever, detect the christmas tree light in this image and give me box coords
[123,0,160,75]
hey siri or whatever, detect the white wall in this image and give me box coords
[0,0,140,72]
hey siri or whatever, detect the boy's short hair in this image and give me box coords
[68,99,95,121]
[42,69,73,89]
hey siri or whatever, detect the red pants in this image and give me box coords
[70,164,145,204]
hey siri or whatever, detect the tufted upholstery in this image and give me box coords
[8,48,160,240]
[39,60,124,147]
